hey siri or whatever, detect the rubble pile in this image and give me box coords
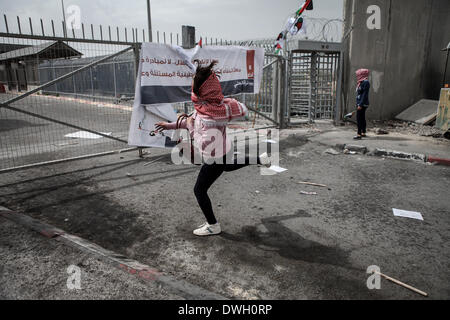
[371,120,447,138]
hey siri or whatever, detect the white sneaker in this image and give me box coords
[259,152,271,168]
[193,222,221,236]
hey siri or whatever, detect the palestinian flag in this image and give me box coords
[273,0,314,54]
[276,32,284,41]
[294,17,304,32]
[296,0,314,15]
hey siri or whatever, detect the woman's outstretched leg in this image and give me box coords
[194,163,224,228]
[192,154,270,236]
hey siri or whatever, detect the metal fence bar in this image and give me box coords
[29,17,33,35]
[17,16,22,34]
[40,19,44,36]
[246,105,279,125]
[0,147,139,174]
[4,14,9,33]
[335,51,344,123]
[1,103,128,143]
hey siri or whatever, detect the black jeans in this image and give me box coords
[194,155,260,225]
[356,106,367,135]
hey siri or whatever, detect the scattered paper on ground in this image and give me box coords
[300,191,317,195]
[274,264,287,272]
[393,208,423,221]
[65,131,112,139]
[269,165,288,173]
[263,139,278,144]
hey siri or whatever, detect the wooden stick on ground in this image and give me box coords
[375,271,428,297]
[297,181,328,188]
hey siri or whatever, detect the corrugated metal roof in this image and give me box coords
[0,41,82,62]
[0,43,29,54]
[38,51,134,67]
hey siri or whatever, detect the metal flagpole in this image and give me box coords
[61,0,67,37]
[442,42,450,88]
[147,0,153,42]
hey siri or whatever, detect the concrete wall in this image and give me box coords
[424,1,450,98]
[342,0,450,120]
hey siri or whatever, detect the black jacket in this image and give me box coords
[356,80,370,107]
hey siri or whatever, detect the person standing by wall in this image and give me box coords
[354,68,371,140]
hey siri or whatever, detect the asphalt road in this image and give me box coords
[0,217,182,300]
[0,129,449,299]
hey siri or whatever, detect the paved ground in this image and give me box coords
[0,126,449,300]
[0,217,183,300]
[309,122,450,159]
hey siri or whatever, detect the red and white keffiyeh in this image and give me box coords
[191,72,246,125]
[356,68,370,88]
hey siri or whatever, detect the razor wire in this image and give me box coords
[238,17,344,53]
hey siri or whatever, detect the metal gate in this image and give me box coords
[288,40,342,123]
[0,16,147,172]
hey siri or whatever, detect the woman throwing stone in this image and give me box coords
[155,60,270,236]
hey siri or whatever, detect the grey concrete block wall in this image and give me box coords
[342,0,450,120]
[424,0,450,99]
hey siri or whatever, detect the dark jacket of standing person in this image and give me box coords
[356,79,370,107]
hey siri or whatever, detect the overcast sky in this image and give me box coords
[1,0,343,41]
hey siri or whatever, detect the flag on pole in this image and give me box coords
[273,0,314,54]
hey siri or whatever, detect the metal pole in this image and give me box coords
[284,54,290,127]
[147,0,153,42]
[90,67,94,97]
[277,57,284,128]
[4,14,9,33]
[0,148,139,174]
[61,0,67,37]
[113,58,117,98]
[335,51,344,124]
[309,52,318,123]
[271,59,279,123]
[1,103,128,143]
[443,48,449,88]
